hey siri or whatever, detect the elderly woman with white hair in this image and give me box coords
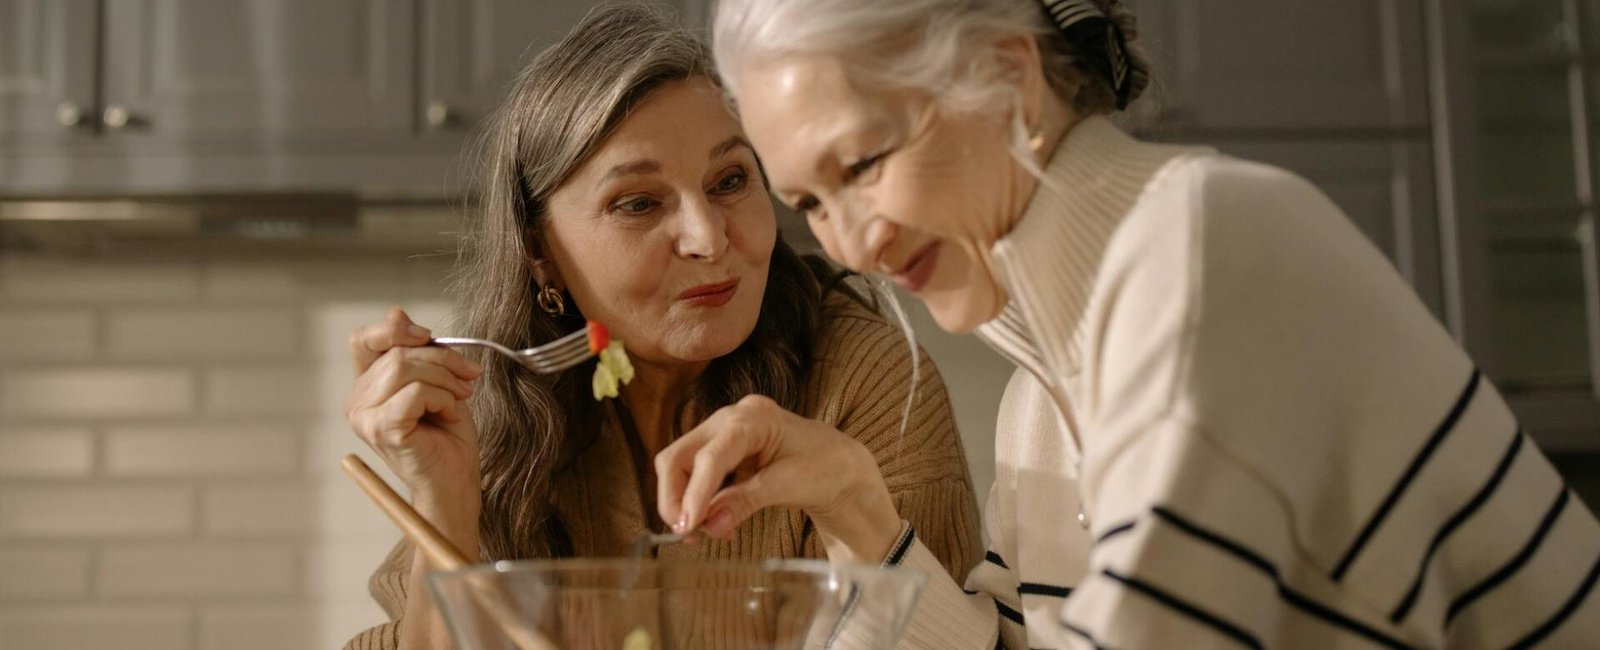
[655,0,1600,647]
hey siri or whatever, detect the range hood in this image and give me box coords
[0,195,457,255]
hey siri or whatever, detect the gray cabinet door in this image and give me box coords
[0,0,97,145]
[99,0,414,144]
[1132,0,1429,132]
[418,0,610,136]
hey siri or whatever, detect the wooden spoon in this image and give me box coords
[341,454,558,650]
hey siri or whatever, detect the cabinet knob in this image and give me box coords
[56,102,85,128]
[425,101,453,128]
[103,104,134,129]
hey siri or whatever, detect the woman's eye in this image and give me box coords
[844,152,887,183]
[793,196,823,220]
[712,170,747,194]
[612,196,659,215]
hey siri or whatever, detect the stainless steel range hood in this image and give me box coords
[0,195,456,255]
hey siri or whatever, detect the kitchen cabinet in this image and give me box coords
[1427,0,1600,443]
[0,0,98,145]
[1130,0,1429,133]
[0,0,680,196]
[98,0,414,144]
[418,0,600,136]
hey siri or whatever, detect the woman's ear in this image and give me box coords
[993,31,1050,129]
[528,256,565,291]
[524,229,566,290]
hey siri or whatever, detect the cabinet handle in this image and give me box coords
[56,102,86,128]
[425,101,453,129]
[103,104,134,129]
[1579,215,1600,401]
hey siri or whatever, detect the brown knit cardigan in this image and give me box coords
[344,296,983,649]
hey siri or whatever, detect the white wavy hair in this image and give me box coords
[720,2,1066,156]
[712,0,1150,152]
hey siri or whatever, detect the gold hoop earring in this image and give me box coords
[537,285,566,316]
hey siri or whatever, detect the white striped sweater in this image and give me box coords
[885,116,1600,649]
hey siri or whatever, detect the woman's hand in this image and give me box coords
[344,307,484,534]
[655,395,904,564]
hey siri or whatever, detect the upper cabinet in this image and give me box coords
[98,0,415,143]
[1428,0,1600,437]
[0,0,680,195]
[418,0,599,135]
[0,0,98,145]
[1132,0,1429,132]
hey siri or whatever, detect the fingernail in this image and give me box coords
[465,359,484,375]
[408,324,431,339]
[674,514,689,534]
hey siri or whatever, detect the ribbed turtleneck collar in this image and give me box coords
[976,115,1209,378]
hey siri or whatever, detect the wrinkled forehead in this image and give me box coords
[732,56,903,186]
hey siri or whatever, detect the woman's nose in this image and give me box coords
[675,196,729,261]
[823,192,898,273]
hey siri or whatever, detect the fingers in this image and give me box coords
[368,383,461,449]
[656,427,709,534]
[701,471,770,540]
[349,307,434,374]
[364,347,480,402]
[656,395,781,534]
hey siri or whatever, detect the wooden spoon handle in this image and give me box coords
[340,454,558,650]
[340,454,468,569]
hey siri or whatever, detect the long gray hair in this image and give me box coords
[456,2,836,560]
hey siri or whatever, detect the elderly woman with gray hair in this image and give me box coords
[339,4,984,649]
[657,0,1600,647]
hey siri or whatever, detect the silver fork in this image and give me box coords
[431,328,593,374]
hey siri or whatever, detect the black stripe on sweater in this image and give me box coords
[985,550,1011,570]
[1333,369,1481,582]
[1019,582,1074,598]
[1505,549,1600,649]
[884,525,917,566]
[1096,520,1137,545]
[1150,507,1415,649]
[1447,488,1571,624]
[995,598,1025,625]
[1390,428,1524,622]
[1061,619,1109,650]
[1102,569,1262,649]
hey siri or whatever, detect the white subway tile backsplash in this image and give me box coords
[0,244,458,632]
[99,543,296,598]
[106,308,299,361]
[204,367,313,416]
[199,604,313,650]
[0,368,195,418]
[203,484,313,536]
[0,256,200,303]
[304,539,399,600]
[0,311,95,361]
[105,425,299,477]
[204,265,299,302]
[0,486,193,539]
[0,605,191,650]
[0,429,94,478]
[292,261,407,301]
[0,547,91,599]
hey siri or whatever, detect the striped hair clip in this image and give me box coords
[1037,0,1136,110]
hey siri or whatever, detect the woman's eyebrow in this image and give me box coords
[709,135,754,159]
[602,159,661,183]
